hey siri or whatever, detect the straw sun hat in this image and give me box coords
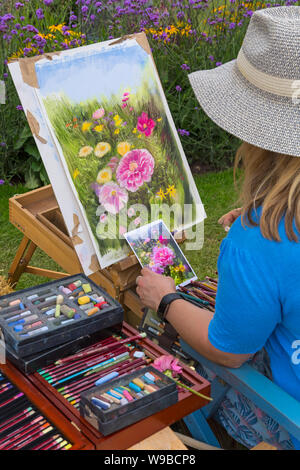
[189,6,300,157]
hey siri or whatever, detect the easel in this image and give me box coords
[8,185,145,325]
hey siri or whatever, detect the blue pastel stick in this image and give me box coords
[19,302,25,310]
[144,372,156,382]
[91,396,110,410]
[129,382,141,393]
[8,318,25,327]
[106,390,121,400]
[141,375,155,384]
[94,371,119,386]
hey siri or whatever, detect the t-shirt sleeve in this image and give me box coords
[208,237,282,355]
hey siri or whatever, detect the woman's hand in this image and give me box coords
[218,208,242,231]
[136,268,176,311]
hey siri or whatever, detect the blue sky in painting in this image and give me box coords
[35,43,153,103]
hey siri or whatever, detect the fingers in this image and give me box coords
[218,208,242,230]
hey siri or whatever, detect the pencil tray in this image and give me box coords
[80,366,178,435]
[0,274,123,357]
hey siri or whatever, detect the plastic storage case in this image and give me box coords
[80,366,178,436]
[0,274,123,357]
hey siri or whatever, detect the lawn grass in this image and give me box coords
[0,168,239,290]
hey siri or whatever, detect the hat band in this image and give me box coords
[237,49,300,98]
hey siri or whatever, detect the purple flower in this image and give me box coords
[181,64,190,71]
[15,2,24,9]
[16,105,23,111]
[0,142,6,147]
[175,85,182,92]
[216,62,222,67]
[43,0,53,5]
[0,180,4,185]
[178,129,190,136]
[208,55,214,62]
[36,8,44,20]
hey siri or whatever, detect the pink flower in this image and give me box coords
[100,213,107,223]
[153,355,182,377]
[137,112,156,137]
[107,157,119,172]
[134,216,141,226]
[94,182,128,215]
[150,263,165,274]
[151,245,175,267]
[127,207,135,217]
[159,235,169,245]
[116,148,155,192]
[119,225,127,235]
[92,108,105,119]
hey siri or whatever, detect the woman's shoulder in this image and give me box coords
[224,210,300,259]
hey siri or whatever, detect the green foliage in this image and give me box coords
[0,0,294,185]
[13,124,49,188]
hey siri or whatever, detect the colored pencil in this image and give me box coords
[55,332,147,365]
[43,346,128,383]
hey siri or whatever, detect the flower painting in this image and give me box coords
[124,219,197,287]
[31,35,204,268]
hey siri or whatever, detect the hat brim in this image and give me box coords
[189,60,300,157]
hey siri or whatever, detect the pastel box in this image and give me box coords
[80,366,178,436]
[0,274,123,358]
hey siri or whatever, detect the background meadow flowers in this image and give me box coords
[0,0,297,186]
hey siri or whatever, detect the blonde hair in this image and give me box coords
[234,142,300,242]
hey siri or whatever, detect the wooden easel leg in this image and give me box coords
[8,236,37,288]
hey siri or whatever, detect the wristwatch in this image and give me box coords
[157,293,182,321]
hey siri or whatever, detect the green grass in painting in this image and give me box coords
[0,168,239,291]
[42,62,197,259]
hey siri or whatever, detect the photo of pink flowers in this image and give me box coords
[34,37,204,268]
[125,220,197,287]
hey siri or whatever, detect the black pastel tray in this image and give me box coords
[80,366,178,436]
[5,326,122,374]
[0,274,123,357]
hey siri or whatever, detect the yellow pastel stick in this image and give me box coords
[132,378,145,389]
[78,296,90,305]
[82,283,92,294]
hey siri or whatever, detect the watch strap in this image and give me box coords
[157,293,182,321]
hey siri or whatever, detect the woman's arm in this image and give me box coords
[136,268,252,368]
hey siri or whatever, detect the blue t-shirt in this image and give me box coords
[208,209,300,449]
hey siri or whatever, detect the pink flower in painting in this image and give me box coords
[159,235,169,245]
[119,225,127,235]
[151,245,175,268]
[153,355,182,377]
[92,108,105,119]
[100,213,107,223]
[150,263,165,274]
[107,156,119,172]
[134,216,141,226]
[137,112,156,137]
[97,182,128,215]
[116,149,155,192]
